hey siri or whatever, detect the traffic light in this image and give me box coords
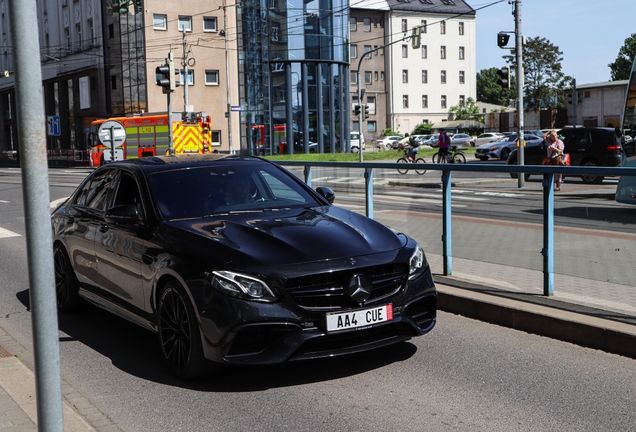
[364,104,370,120]
[354,104,361,116]
[496,66,510,89]
[155,60,180,92]
[360,104,366,121]
[497,32,510,48]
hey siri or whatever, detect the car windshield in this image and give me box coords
[149,163,322,219]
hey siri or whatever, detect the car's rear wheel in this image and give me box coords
[478,157,488,161]
[581,160,604,184]
[157,280,206,379]
[54,244,81,312]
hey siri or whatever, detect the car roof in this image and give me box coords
[99,154,267,174]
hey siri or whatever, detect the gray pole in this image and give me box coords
[515,0,525,188]
[223,1,234,154]
[182,29,189,111]
[572,78,577,125]
[9,0,64,430]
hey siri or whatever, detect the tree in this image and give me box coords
[449,97,481,121]
[503,37,571,111]
[609,33,636,81]
[413,123,433,135]
[476,67,516,106]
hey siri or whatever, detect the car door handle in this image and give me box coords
[99,223,109,232]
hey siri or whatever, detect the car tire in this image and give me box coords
[385,144,392,150]
[478,157,488,161]
[157,280,207,379]
[351,146,359,153]
[581,160,604,184]
[500,148,511,160]
[53,244,82,313]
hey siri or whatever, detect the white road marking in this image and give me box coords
[0,227,20,238]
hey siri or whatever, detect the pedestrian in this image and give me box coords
[543,129,565,191]
[438,129,451,162]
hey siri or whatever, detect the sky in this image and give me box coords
[474,0,635,84]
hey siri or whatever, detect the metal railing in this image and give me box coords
[277,160,636,297]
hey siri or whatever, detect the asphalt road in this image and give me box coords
[0,168,635,431]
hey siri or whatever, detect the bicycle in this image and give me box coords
[396,148,427,175]
[432,145,467,164]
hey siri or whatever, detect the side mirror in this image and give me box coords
[105,203,140,224]
[316,186,335,204]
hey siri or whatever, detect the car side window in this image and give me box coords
[113,172,145,219]
[74,169,116,211]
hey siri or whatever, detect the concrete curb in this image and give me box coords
[436,281,636,359]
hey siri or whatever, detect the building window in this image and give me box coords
[440,46,446,59]
[374,71,378,81]
[402,69,408,83]
[367,96,376,114]
[373,45,378,54]
[367,121,377,132]
[459,95,465,105]
[110,75,117,90]
[212,131,221,145]
[203,17,218,32]
[380,71,385,81]
[88,19,94,46]
[402,19,407,33]
[350,71,358,84]
[403,95,409,109]
[422,95,428,108]
[76,23,82,50]
[459,46,465,60]
[441,70,446,84]
[422,70,428,83]
[351,44,358,59]
[205,70,219,85]
[365,71,372,84]
[402,45,408,58]
[364,45,372,59]
[353,120,359,130]
[350,17,357,31]
[108,24,114,39]
[459,22,464,35]
[178,16,192,32]
[65,28,71,50]
[153,14,167,30]
[421,45,427,59]
[459,70,465,84]
[364,18,371,32]
[440,20,446,34]
[180,69,194,86]
[271,23,280,42]
[421,20,427,33]
[441,95,447,108]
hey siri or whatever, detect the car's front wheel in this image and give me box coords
[54,244,81,312]
[157,280,206,379]
[500,148,511,160]
[581,160,604,184]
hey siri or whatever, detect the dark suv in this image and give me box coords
[506,127,622,184]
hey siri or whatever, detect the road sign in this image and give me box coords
[47,116,61,136]
[98,120,126,148]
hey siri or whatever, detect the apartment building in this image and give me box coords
[351,0,476,141]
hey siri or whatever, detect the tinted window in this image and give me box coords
[113,172,144,219]
[73,169,117,211]
[149,163,322,219]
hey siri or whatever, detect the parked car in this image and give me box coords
[506,127,622,183]
[450,133,475,147]
[474,133,503,147]
[51,154,437,378]
[411,135,432,146]
[375,135,402,150]
[424,134,440,147]
[475,133,543,161]
[350,131,365,153]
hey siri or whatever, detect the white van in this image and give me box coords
[350,131,365,153]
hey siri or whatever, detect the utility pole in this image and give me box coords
[182,29,189,112]
[515,0,525,188]
[221,0,234,154]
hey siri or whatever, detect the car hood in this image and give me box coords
[161,206,406,266]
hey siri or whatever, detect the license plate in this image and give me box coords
[325,304,393,333]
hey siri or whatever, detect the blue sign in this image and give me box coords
[231,106,242,112]
[47,116,61,136]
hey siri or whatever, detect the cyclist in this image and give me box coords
[404,133,420,162]
[438,129,451,162]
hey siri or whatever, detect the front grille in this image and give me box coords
[404,295,437,331]
[286,263,407,310]
[228,325,295,357]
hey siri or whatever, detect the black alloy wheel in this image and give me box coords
[157,281,206,379]
[500,148,511,160]
[53,245,81,312]
[581,160,604,184]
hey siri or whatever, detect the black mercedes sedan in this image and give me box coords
[52,154,436,379]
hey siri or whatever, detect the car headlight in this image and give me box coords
[211,270,277,302]
[490,146,500,151]
[409,244,426,280]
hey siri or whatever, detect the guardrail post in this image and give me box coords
[303,165,312,187]
[365,167,374,218]
[442,169,452,275]
[542,173,555,296]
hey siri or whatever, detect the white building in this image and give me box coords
[567,80,628,128]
